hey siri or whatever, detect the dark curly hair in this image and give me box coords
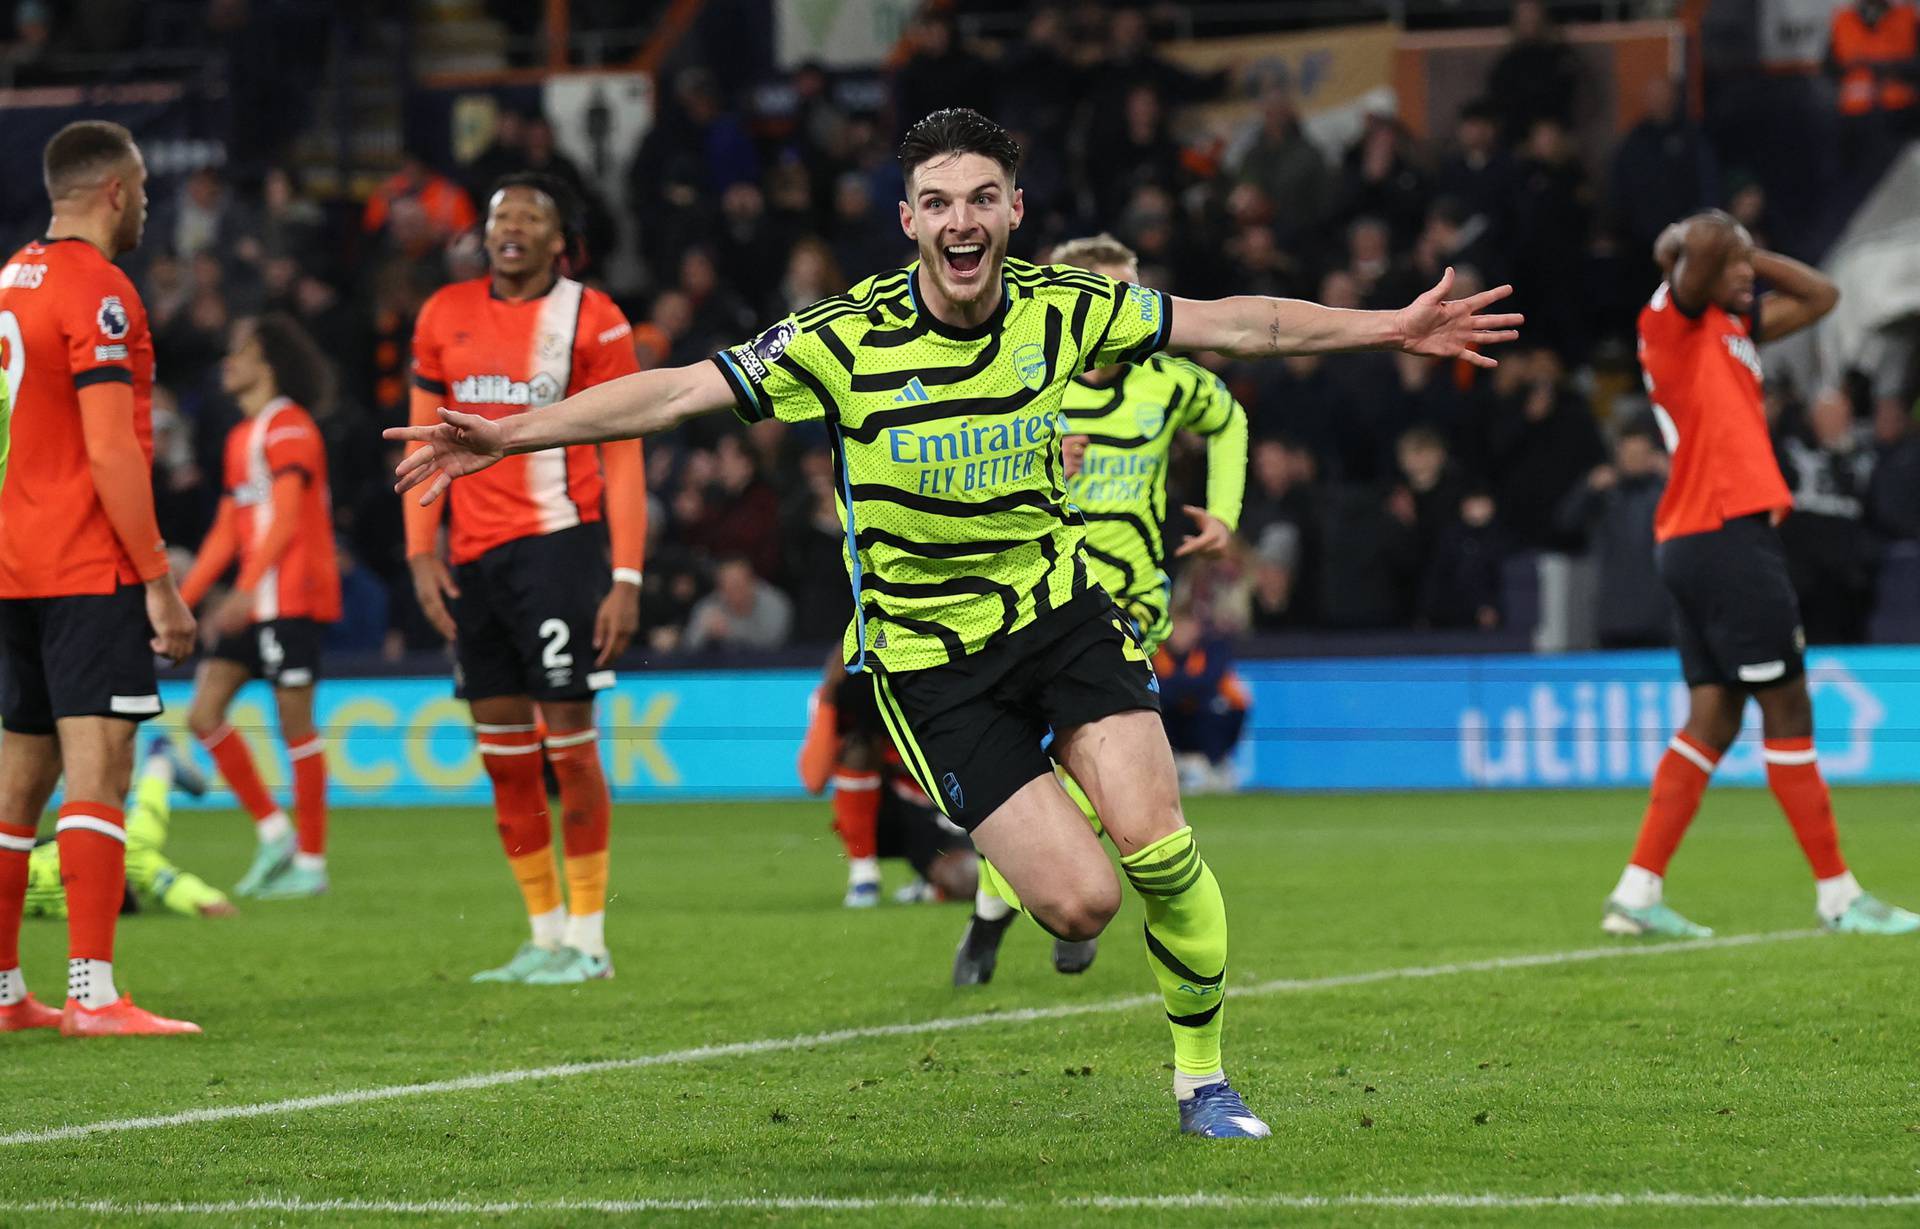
[253,312,335,416]
[896,108,1021,185]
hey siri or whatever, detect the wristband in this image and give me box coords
[613,568,643,587]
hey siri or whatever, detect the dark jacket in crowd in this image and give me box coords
[1556,472,1671,646]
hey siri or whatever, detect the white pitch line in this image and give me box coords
[0,928,1821,1149]
[5,1191,1919,1217]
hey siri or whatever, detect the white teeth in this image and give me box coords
[946,244,983,255]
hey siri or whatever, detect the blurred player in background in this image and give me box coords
[180,314,340,899]
[1604,209,1920,937]
[407,172,645,984]
[953,233,1248,987]
[27,737,234,921]
[0,121,200,1035]
[798,651,977,906]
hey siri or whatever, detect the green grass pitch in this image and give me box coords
[5,786,1919,1227]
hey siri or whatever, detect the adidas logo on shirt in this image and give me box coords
[892,377,931,404]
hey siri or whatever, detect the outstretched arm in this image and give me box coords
[1752,250,1839,343]
[386,361,735,505]
[1166,268,1522,368]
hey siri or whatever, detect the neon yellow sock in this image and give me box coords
[977,856,1022,911]
[1056,766,1105,837]
[1120,826,1226,1077]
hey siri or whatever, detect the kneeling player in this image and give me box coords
[180,314,340,899]
[1604,210,1918,937]
[800,657,976,906]
[27,737,235,921]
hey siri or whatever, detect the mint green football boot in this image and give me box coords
[1601,898,1713,938]
[1824,894,1920,935]
[233,832,295,898]
[471,942,563,984]
[253,861,329,900]
[521,946,614,984]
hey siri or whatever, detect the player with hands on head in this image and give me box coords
[390,108,1519,1136]
[1605,209,1919,938]
[405,171,647,985]
[0,121,199,1035]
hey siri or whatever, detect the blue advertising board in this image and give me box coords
[143,648,1920,810]
[1234,648,1920,791]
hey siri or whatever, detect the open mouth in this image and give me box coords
[498,241,526,260]
[943,243,985,277]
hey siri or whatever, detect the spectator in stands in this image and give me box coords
[687,434,782,580]
[676,245,756,356]
[1087,84,1187,208]
[150,384,208,551]
[1230,90,1330,249]
[1826,0,1920,181]
[1239,438,1318,629]
[1869,391,1920,537]
[1345,215,1395,306]
[1388,350,1467,442]
[1486,0,1583,142]
[772,237,844,318]
[1154,605,1251,793]
[1778,387,1882,643]
[327,539,392,657]
[781,451,853,645]
[1337,114,1431,246]
[1391,426,1470,576]
[1474,346,1607,552]
[1554,417,1671,647]
[1418,488,1507,631]
[1609,77,1719,288]
[627,67,758,268]
[463,108,530,203]
[1724,170,1776,252]
[996,6,1083,146]
[362,150,477,244]
[1510,117,1595,360]
[1089,6,1223,114]
[167,168,252,267]
[516,115,617,274]
[713,182,785,314]
[892,12,996,134]
[829,172,905,283]
[1378,200,1475,312]
[259,166,324,266]
[685,557,794,653]
[1434,99,1515,268]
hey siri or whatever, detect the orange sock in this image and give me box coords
[288,735,328,858]
[1763,737,1847,879]
[54,803,125,962]
[1628,732,1720,876]
[200,723,279,822]
[831,770,881,860]
[0,821,34,969]
[798,689,841,796]
[478,726,561,919]
[547,730,610,918]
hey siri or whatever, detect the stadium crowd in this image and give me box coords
[9,0,1918,661]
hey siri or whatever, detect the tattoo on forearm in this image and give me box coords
[1268,304,1281,355]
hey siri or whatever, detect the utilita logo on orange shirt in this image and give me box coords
[451,372,562,407]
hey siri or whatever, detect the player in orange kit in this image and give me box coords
[1603,209,1919,937]
[180,313,341,899]
[0,121,200,1036]
[406,172,645,983]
